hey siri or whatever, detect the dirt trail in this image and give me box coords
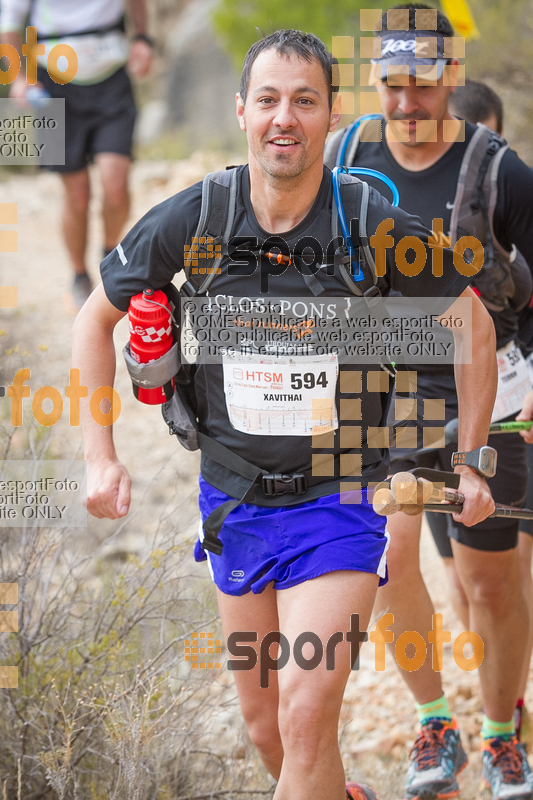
[0,153,231,553]
[1,155,530,799]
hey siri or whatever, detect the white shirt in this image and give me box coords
[0,0,125,38]
[0,0,129,84]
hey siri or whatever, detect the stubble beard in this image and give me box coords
[257,145,308,181]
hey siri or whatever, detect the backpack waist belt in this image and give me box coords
[197,431,384,556]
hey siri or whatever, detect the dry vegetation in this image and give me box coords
[1,151,532,798]
[0,423,272,799]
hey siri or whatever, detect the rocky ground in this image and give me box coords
[1,154,531,799]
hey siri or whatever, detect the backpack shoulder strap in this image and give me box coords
[345,119,364,165]
[487,142,511,258]
[449,124,505,247]
[181,168,239,297]
[485,143,532,309]
[324,115,383,169]
[324,128,346,169]
[331,173,378,297]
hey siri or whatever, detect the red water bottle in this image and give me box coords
[128,288,174,405]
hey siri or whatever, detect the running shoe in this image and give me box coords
[482,737,533,799]
[404,719,468,800]
[72,273,93,308]
[346,782,379,800]
[515,704,533,755]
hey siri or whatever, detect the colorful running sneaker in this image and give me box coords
[515,704,533,755]
[404,719,468,800]
[482,737,533,799]
[346,782,379,800]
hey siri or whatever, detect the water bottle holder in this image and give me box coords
[123,341,180,390]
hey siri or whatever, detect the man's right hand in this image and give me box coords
[87,458,131,519]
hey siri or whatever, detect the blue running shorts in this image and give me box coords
[194,476,390,596]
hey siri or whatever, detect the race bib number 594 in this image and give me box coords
[222,353,338,436]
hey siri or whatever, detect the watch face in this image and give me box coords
[480,446,497,476]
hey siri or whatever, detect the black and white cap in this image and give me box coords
[369,30,448,85]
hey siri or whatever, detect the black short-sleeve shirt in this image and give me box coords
[101,165,470,485]
[350,121,533,360]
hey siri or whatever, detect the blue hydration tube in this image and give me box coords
[337,114,383,167]
[332,165,400,281]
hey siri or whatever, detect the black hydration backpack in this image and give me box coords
[160,165,396,441]
[325,116,532,313]
[125,167,411,555]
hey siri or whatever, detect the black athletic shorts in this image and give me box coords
[37,66,136,173]
[389,371,527,553]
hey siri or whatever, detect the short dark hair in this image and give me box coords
[381,3,454,36]
[449,80,504,134]
[239,30,338,109]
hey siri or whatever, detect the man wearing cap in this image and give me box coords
[326,4,533,799]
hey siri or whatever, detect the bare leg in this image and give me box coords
[275,571,378,800]
[95,153,131,251]
[217,584,283,778]
[61,168,90,275]
[217,570,379,800]
[375,511,443,704]
[441,557,469,629]
[517,532,533,701]
[453,540,529,721]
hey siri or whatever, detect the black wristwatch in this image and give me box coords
[132,33,155,47]
[451,446,497,478]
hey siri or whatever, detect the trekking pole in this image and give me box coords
[372,473,533,520]
[403,418,533,458]
[390,471,464,505]
[444,417,533,442]
[397,418,459,458]
[489,420,533,434]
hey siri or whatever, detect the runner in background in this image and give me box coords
[449,79,504,135]
[0,0,153,307]
[328,4,533,798]
[443,78,533,751]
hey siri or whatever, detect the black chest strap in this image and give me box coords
[198,432,384,556]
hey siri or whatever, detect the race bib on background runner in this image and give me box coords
[38,31,128,83]
[223,353,338,436]
[492,340,532,423]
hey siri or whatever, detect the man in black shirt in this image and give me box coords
[443,79,533,753]
[72,29,496,800]
[338,4,533,799]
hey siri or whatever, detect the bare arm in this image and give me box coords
[72,283,132,519]
[445,286,497,525]
[126,0,148,37]
[125,0,153,78]
[1,32,33,98]
[2,30,21,53]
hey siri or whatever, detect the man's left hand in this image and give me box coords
[452,466,495,526]
[128,39,153,78]
[516,388,533,443]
